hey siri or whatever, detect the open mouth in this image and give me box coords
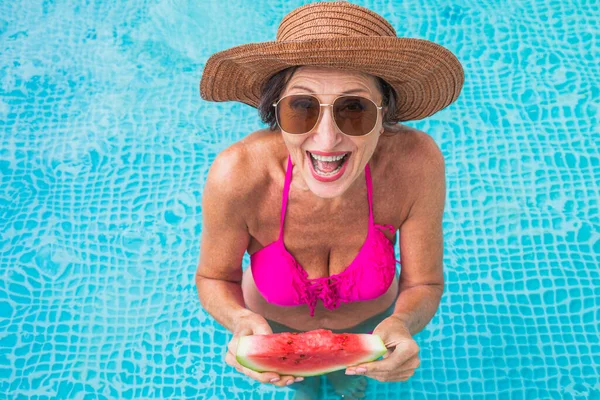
[306,151,351,177]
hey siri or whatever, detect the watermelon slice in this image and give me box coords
[236,329,387,376]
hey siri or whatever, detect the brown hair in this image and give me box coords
[258,66,399,132]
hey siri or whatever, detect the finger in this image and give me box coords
[234,325,254,338]
[225,351,282,384]
[395,370,417,382]
[253,324,273,335]
[347,356,420,379]
[360,371,413,383]
[270,375,303,387]
[354,344,419,374]
[364,367,417,383]
[396,354,420,372]
[225,351,236,367]
[346,358,387,375]
[225,351,243,370]
[364,354,419,375]
[225,346,299,387]
[241,365,282,384]
[227,333,247,354]
[369,374,410,382]
[227,339,237,354]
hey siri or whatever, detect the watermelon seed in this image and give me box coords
[287,340,293,345]
[299,354,306,358]
[280,356,287,361]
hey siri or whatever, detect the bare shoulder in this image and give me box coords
[203,128,282,211]
[199,130,279,282]
[376,125,445,223]
[381,124,445,181]
[386,124,443,165]
[205,142,256,202]
[386,126,446,290]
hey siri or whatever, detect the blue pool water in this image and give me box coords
[0,0,599,399]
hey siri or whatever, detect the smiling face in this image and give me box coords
[278,66,386,199]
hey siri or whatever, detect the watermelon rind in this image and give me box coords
[236,333,387,377]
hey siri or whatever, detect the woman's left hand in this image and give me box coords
[345,315,420,382]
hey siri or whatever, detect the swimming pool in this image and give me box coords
[0,0,598,398]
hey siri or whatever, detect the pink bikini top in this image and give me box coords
[250,155,401,317]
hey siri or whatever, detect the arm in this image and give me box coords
[392,134,446,336]
[344,134,445,381]
[196,146,302,386]
[195,144,255,332]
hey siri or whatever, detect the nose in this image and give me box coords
[311,104,342,149]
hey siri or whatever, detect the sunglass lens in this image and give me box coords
[333,96,378,136]
[277,95,320,134]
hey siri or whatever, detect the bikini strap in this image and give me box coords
[281,156,373,237]
[367,164,398,238]
[279,154,294,240]
[365,162,374,225]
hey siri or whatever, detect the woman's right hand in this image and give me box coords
[225,311,304,387]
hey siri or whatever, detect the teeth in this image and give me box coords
[314,163,344,176]
[309,152,347,161]
[308,151,350,177]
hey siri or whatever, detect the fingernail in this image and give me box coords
[345,370,356,375]
[295,377,304,382]
[270,378,280,383]
[286,379,294,385]
[356,367,367,373]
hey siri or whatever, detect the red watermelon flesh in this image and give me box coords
[236,329,387,376]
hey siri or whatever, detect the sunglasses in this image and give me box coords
[273,94,383,137]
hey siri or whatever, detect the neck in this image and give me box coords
[289,158,368,213]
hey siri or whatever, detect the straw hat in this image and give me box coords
[199,1,464,121]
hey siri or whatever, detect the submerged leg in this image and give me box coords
[291,376,322,400]
[325,369,367,399]
[324,300,396,399]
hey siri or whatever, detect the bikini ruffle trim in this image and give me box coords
[284,225,397,317]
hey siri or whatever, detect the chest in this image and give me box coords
[247,174,406,279]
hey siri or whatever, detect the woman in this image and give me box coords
[196,2,463,399]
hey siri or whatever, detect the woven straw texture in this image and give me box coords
[200,1,464,121]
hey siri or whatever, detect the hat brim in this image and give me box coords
[200,37,464,121]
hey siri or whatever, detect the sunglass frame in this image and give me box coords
[272,93,383,137]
